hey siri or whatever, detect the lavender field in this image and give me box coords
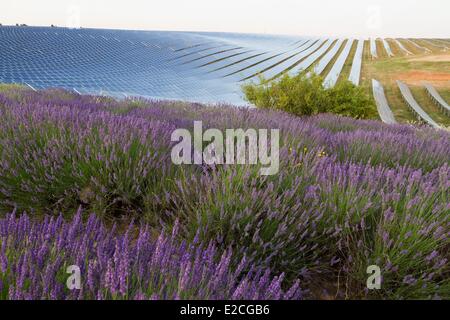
[0,85,449,300]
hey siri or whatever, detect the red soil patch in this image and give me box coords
[396,70,450,87]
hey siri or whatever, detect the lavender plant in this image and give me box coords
[0,210,303,300]
[0,87,448,299]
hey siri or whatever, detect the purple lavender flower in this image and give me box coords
[0,211,301,300]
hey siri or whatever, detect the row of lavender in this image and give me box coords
[0,87,449,299]
[1,210,302,300]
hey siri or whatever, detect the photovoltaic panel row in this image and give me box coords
[406,39,431,53]
[1,26,271,104]
[348,39,364,85]
[397,80,440,129]
[223,39,316,81]
[311,39,345,75]
[259,38,328,80]
[424,83,450,115]
[421,39,448,51]
[382,39,394,57]
[287,38,335,76]
[372,79,397,124]
[323,39,354,88]
[0,26,378,105]
[240,39,324,81]
[393,39,413,55]
[370,38,378,58]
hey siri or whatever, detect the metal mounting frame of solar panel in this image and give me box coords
[424,83,450,116]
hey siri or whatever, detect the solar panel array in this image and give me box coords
[1,26,328,104]
[397,80,441,129]
[369,38,450,58]
[5,26,421,104]
[421,39,449,51]
[288,38,335,76]
[252,39,326,81]
[434,39,450,48]
[393,39,413,55]
[406,39,431,53]
[1,27,267,104]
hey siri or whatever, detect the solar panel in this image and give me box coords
[225,39,316,81]
[406,39,431,53]
[397,80,441,129]
[424,82,450,115]
[422,39,449,51]
[287,38,335,76]
[1,26,268,104]
[372,79,397,124]
[323,39,354,88]
[393,39,413,55]
[370,38,378,58]
[382,39,394,57]
[242,39,325,81]
[311,39,345,75]
[0,26,365,105]
[348,39,364,86]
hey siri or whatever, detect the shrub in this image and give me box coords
[242,73,377,119]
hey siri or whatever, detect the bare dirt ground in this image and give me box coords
[409,54,450,62]
[396,70,450,87]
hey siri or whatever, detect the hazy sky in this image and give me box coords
[1,0,449,38]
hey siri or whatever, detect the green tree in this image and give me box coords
[242,72,377,119]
